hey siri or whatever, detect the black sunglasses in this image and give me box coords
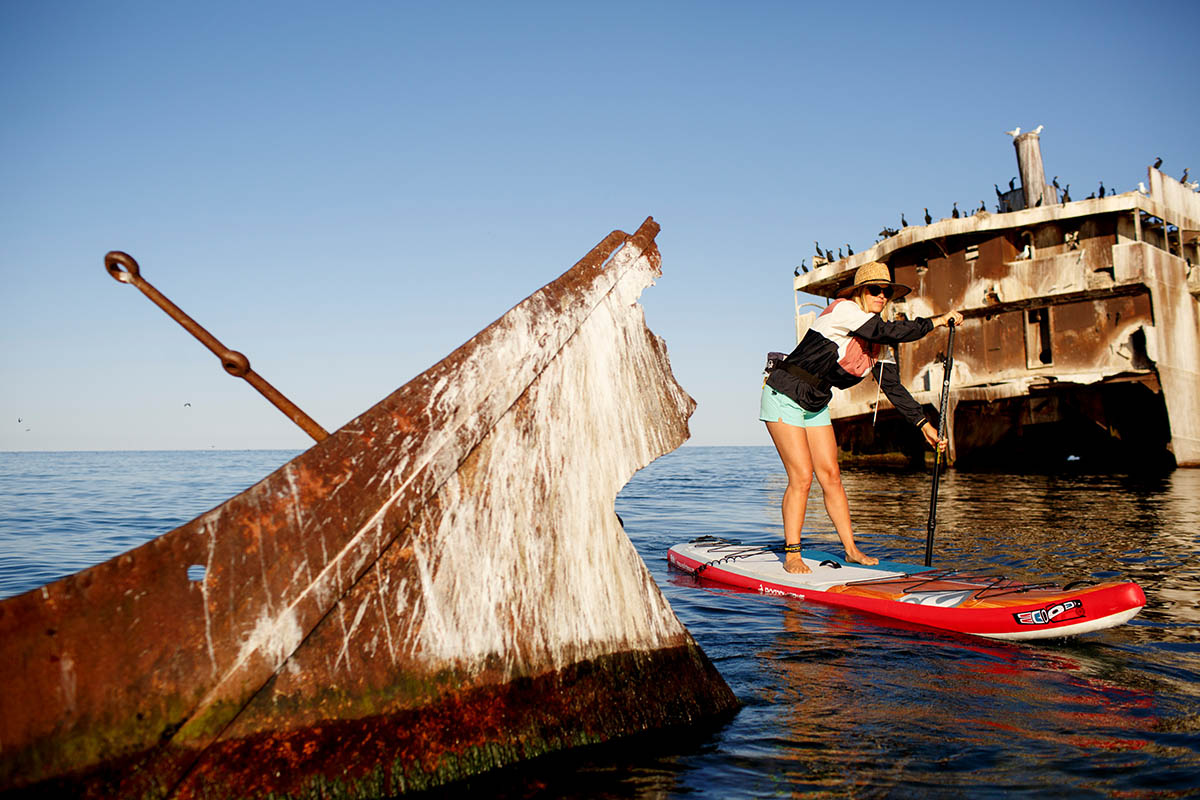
[864,285,895,300]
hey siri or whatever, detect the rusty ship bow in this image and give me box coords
[0,217,737,798]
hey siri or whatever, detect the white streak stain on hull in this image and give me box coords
[235,607,304,674]
[412,237,690,673]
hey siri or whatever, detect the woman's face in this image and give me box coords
[855,285,890,314]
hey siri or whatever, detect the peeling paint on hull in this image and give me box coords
[0,217,737,797]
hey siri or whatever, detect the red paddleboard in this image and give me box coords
[667,537,1145,641]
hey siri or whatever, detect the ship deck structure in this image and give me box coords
[793,130,1200,469]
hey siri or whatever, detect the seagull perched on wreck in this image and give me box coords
[1138,182,1149,195]
[1005,127,1021,137]
[1033,124,1043,135]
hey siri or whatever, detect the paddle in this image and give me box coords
[924,320,956,567]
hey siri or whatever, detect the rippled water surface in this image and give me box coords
[2,448,1198,798]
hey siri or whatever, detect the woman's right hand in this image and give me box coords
[922,422,948,451]
[934,310,964,327]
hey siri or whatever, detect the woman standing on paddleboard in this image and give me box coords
[761,261,963,574]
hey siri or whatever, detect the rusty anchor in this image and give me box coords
[104,251,329,442]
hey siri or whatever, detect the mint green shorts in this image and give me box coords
[759,384,831,427]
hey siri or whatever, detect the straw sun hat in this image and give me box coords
[835,261,912,300]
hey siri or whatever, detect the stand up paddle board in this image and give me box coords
[668,536,1145,641]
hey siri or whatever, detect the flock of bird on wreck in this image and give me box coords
[798,144,1196,275]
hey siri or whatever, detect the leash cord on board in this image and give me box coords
[680,536,842,577]
[679,535,777,577]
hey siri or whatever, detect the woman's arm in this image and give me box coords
[930,310,965,328]
[873,360,930,428]
[873,362,949,451]
[852,315,932,344]
[853,309,964,344]
[919,310,961,450]
[868,310,962,448]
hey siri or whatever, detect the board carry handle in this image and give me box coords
[104,251,330,443]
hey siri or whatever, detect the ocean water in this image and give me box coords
[2,448,1199,798]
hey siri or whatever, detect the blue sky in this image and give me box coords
[3,0,1197,450]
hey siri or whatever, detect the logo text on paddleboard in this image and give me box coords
[1014,599,1085,626]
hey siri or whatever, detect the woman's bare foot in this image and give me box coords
[784,552,812,574]
[845,549,879,566]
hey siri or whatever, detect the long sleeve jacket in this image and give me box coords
[765,299,934,427]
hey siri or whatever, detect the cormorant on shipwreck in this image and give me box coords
[794,129,1200,470]
[0,218,738,798]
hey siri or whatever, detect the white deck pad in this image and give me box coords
[669,538,915,591]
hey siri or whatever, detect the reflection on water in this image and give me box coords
[1,448,1198,797]
[763,603,1167,795]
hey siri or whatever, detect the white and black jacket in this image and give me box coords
[765,299,934,428]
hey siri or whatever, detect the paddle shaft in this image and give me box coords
[924,321,956,567]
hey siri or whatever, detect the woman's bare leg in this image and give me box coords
[765,420,814,574]
[805,425,878,565]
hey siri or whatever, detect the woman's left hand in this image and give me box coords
[922,422,948,451]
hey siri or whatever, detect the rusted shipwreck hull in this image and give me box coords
[796,132,1200,470]
[0,217,737,798]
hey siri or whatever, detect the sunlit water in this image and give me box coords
[2,448,1198,797]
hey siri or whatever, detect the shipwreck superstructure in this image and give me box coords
[794,131,1200,469]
